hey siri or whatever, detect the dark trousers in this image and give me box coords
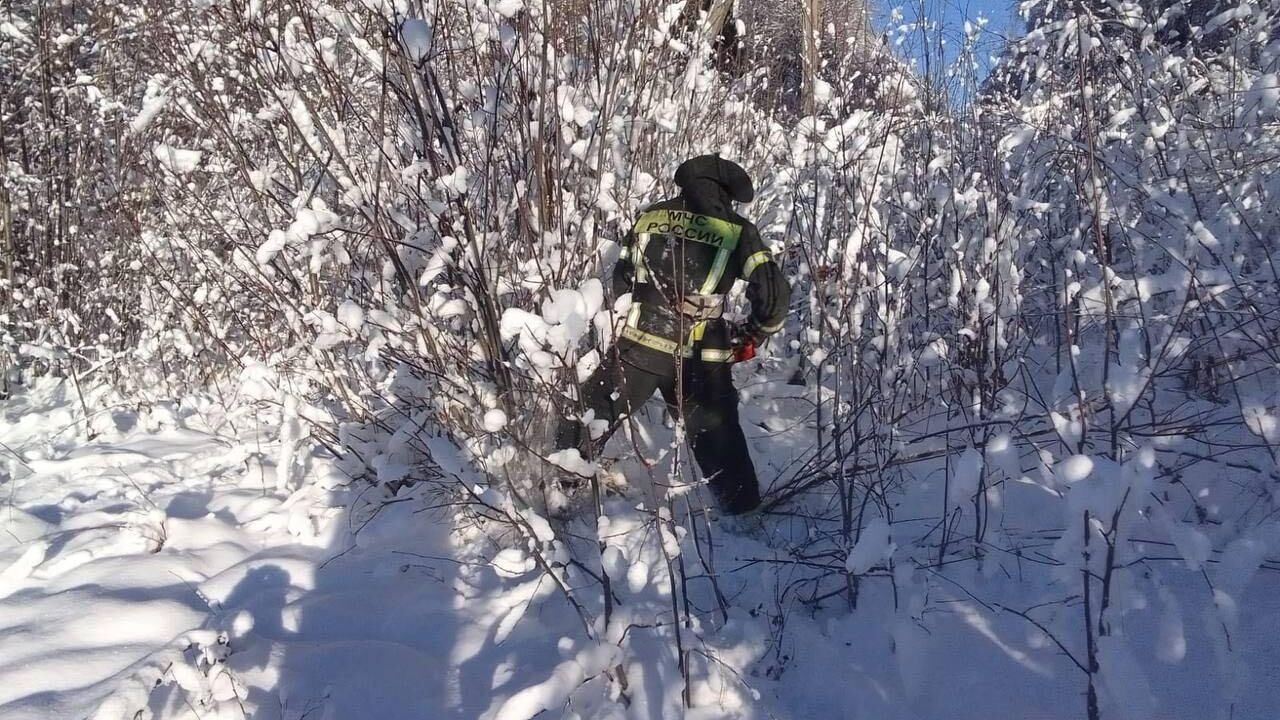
[554,344,761,514]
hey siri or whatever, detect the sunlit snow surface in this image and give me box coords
[2,378,1279,720]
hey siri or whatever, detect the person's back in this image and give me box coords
[611,155,788,372]
[555,154,790,515]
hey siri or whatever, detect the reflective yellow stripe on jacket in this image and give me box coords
[743,250,771,277]
[620,306,733,362]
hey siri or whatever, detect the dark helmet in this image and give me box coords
[674,154,754,204]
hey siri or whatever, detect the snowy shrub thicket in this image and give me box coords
[3,0,1280,717]
[1,3,157,388]
[972,2,1280,714]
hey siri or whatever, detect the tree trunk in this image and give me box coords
[705,0,734,37]
[801,0,822,114]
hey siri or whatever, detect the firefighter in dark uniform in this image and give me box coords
[554,155,791,515]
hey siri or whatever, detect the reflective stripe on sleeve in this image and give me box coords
[759,317,786,334]
[743,250,772,277]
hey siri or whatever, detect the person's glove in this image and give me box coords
[730,323,760,363]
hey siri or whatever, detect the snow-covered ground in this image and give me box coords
[2,378,1279,720]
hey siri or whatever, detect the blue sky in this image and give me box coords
[874,0,1022,85]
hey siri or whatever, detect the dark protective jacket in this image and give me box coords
[611,156,790,368]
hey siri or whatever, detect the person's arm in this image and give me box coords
[737,224,789,340]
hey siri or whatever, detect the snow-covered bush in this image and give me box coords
[972,1,1280,715]
[5,0,1280,716]
[0,3,157,392]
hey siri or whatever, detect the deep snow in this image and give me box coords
[1,378,1278,720]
